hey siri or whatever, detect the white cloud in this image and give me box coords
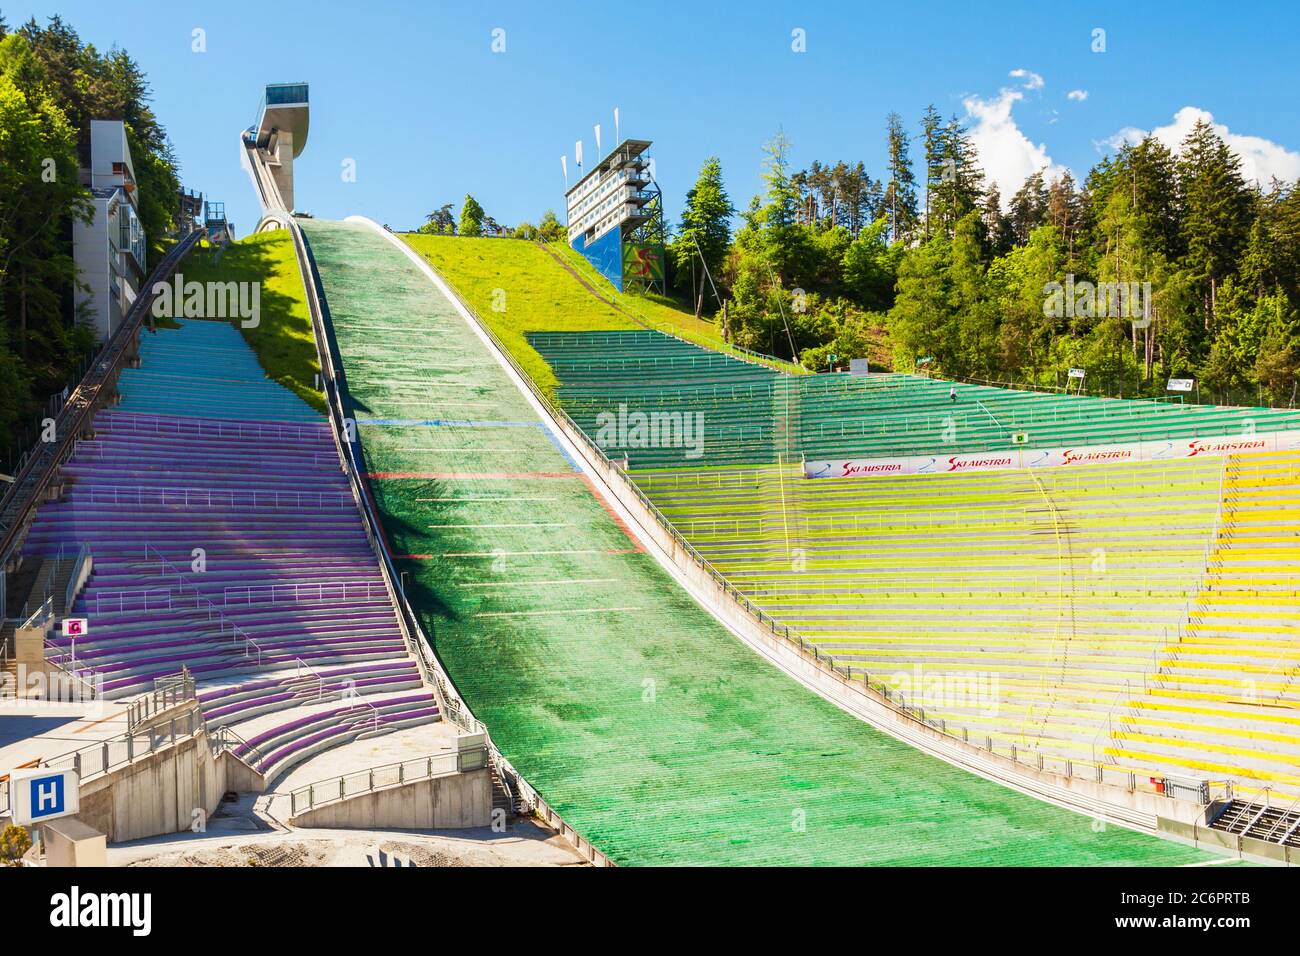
[963,88,1070,206]
[1102,106,1300,184]
[1009,68,1044,91]
[1066,89,1088,102]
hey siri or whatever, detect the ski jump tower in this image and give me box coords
[241,82,309,222]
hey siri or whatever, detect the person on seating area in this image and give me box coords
[949,386,957,403]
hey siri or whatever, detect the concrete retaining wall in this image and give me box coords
[287,767,491,830]
[69,712,263,843]
[1158,815,1293,865]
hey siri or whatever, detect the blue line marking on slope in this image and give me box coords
[540,425,582,472]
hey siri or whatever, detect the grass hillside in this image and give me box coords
[402,234,804,400]
[542,240,805,374]
[401,234,637,398]
[180,229,324,413]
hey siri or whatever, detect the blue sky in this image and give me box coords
[7,0,1299,236]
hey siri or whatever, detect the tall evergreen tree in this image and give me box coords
[1178,118,1254,325]
[920,104,944,240]
[670,156,734,310]
[459,194,485,237]
[1007,170,1049,245]
[883,112,918,243]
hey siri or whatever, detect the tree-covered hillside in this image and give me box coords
[0,14,181,467]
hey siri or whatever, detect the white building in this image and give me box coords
[563,139,663,292]
[72,120,147,341]
[564,139,654,248]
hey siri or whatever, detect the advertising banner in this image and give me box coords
[622,242,665,285]
[804,429,1300,479]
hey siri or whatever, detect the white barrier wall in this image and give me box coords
[804,428,1300,479]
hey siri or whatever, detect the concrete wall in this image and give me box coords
[287,767,491,830]
[1158,815,1293,865]
[76,733,223,843]
[69,711,263,843]
[12,617,81,701]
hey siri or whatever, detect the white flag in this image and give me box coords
[594,124,601,154]
[614,107,620,143]
[561,155,568,186]
[575,140,583,167]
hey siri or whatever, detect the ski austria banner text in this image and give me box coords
[803,430,1300,479]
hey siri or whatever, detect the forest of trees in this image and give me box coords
[0,14,182,465]
[417,195,566,243]
[665,115,1300,405]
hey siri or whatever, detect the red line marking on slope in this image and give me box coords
[367,471,582,480]
[393,550,636,560]
[578,473,645,553]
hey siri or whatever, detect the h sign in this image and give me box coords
[63,618,88,638]
[9,768,80,826]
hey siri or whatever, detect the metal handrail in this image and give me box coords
[20,595,53,631]
[126,672,196,731]
[1259,793,1300,843]
[207,722,271,772]
[0,227,203,567]
[63,544,90,614]
[287,749,473,816]
[39,702,203,780]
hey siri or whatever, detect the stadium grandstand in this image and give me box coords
[529,330,1300,468]
[4,314,449,789]
[526,326,1300,812]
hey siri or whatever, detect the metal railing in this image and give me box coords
[287,749,478,816]
[0,227,203,569]
[39,704,203,780]
[126,672,196,731]
[97,412,326,443]
[63,544,90,614]
[81,484,351,512]
[208,723,272,772]
[221,580,387,607]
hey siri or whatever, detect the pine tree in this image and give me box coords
[459,194,485,237]
[1007,170,1049,245]
[670,156,734,310]
[927,115,984,239]
[883,112,918,243]
[1178,118,1253,326]
[920,105,943,239]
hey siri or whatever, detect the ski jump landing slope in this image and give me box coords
[297,218,1210,867]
